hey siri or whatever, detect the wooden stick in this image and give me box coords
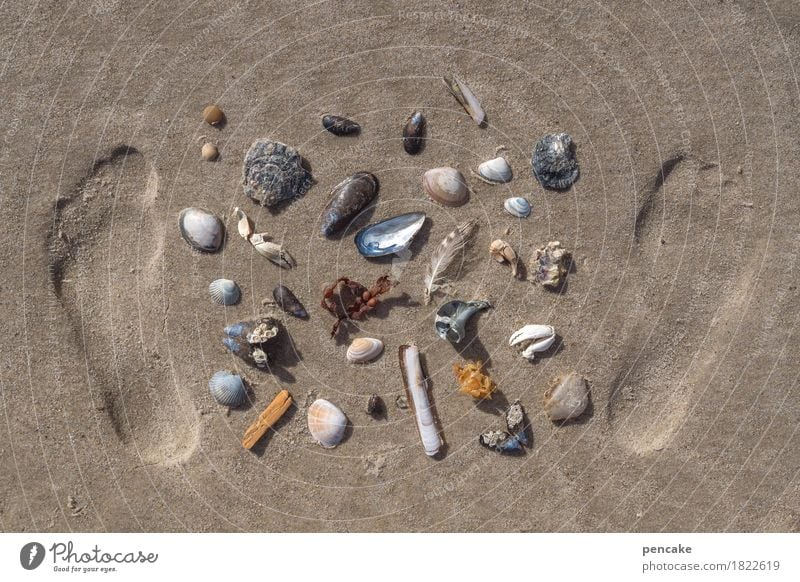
[241,389,292,450]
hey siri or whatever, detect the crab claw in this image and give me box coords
[509,324,556,360]
[234,207,254,240]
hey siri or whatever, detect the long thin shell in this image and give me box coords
[399,344,442,456]
[242,389,292,450]
[423,219,477,304]
[443,77,485,125]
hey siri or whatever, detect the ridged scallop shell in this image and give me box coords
[208,371,247,407]
[544,372,589,421]
[422,167,469,207]
[346,338,384,363]
[178,207,224,252]
[477,157,512,183]
[307,399,347,448]
[504,196,531,218]
[208,279,240,305]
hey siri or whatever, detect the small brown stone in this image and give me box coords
[202,104,224,125]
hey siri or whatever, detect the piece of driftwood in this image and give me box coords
[241,389,292,450]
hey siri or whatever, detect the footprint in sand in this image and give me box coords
[48,145,199,466]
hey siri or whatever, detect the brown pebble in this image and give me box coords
[202,104,224,125]
[201,142,219,161]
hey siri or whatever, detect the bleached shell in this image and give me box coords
[346,338,384,363]
[178,207,224,252]
[307,399,347,448]
[208,371,247,407]
[504,197,531,218]
[544,372,589,421]
[208,279,240,305]
[423,167,469,207]
[399,344,442,456]
[509,324,556,360]
[477,157,512,183]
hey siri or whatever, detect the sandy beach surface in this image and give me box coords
[1,0,799,532]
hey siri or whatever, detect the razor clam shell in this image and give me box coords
[544,372,589,421]
[444,76,485,125]
[322,114,361,136]
[422,167,469,207]
[399,344,442,456]
[178,207,224,252]
[321,172,379,236]
[272,284,307,318]
[346,337,384,363]
[477,157,512,184]
[504,197,531,218]
[208,371,247,407]
[402,111,425,154]
[208,278,241,305]
[307,398,348,448]
[354,212,426,257]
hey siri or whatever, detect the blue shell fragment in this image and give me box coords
[354,212,426,257]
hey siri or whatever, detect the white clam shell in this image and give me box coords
[208,371,247,407]
[509,324,556,360]
[504,196,531,218]
[346,338,384,363]
[208,278,241,305]
[422,167,469,207]
[477,157,512,183]
[307,399,347,448]
[544,372,589,421]
[399,344,442,456]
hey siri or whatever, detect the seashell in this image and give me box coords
[208,278,241,305]
[354,212,426,257]
[399,344,442,457]
[443,76,485,125]
[321,172,379,236]
[202,104,224,125]
[505,400,527,438]
[322,114,360,136]
[453,360,496,399]
[402,111,425,154]
[476,157,512,184]
[242,390,292,450]
[489,240,520,278]
[208,371,247,407]
[178,207,224,253]
[223,317,280,369]
[529,241,571,288]
[503,196,531,218]
[422,167,469,207]
[233,206,254,240]
[366,394,384,418]
[307,398,348,448]
[346,337,384,363]
[544,372,589,421]
[201,142,218,161]
[250,233,296,269]
[272,284,307,318]
[531,133,579,190]
[434,300,491,343]
[509,324,556,361]
[479,430,525,454]
[242,139,313,207]
[395,395,408,409]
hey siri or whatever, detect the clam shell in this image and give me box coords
[322,114,360,136]
[208,371,247,407]
[178,207,224,252]
[422,167,469,207]
[544,372,589,421]
[477,157,512,183]
[531,133,580,190]
[354,212,425,257]
[307,399,347,448]
[272,284,307,318]
[346,337,384,363]
[321,172,379,236]
[209,279,241,305]
[443,77,485,125]
[402,111,425,154]
[504,196,531,218]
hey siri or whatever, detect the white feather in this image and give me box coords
[423,219,477,304]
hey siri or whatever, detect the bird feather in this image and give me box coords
[423,219,477,304]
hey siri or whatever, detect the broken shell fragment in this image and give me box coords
[453,360,496,399]
[504,196,531,218]
[346,337,384,363]
[321,172,379,236]
[529,241,571,288]
[489,240,520,278]
[443,76,485,125]
[479,430,525,454]
[354,212,426,258]
[422,167,469,207]
[223,317,280,369]
[434,300,491,343]
[242,389,293,450]
[233,207,254,240]
[402,111,425,154]
[532,133,579,190]
[322,114,360,136]
[307,398,348,448]
[243,139,313,207]
[476,157,512,184]
[202,104,224,125]
[545,372,589,421]
[399,344,442,457]
[509,324,556,360]
[201,142,219,161]
[208,371,247,407]
[209,278,241,306]
[250,233,296,269]
[178,207,224,253]
[272,284,307,318]
[367,394,384,417]
[506,400,526,438]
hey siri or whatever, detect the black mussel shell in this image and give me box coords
[402,111,425,155]
[321,172,379,236]
[322,114,361,136]
[273,284,308,318]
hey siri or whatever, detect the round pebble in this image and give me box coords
[201,142,219,161]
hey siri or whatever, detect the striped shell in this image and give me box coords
[477,157,512,183]
[208,279,241,305]
[307,399,347,448]
[504,197,531,218]
[346,338,384,363]
[423,167,469,207]
[208,371,247,407]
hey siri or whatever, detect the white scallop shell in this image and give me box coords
[346,338,384,363]
[208,371,247,407]
[504,196,531,218]
[307,399,347,448]
[477,157,512,183]
[208,278,241,305]
[544,372,589,421]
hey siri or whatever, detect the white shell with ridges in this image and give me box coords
[399,344,442,456]
[208,371,247,407]
[346,338,384,363]
[307,399,347,448]
[208,278,241,305]
[544,372,589,420]
[477,157,512,183]
[504,197,531,218]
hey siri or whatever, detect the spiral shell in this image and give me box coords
[346,338,384,363]
[208,371,247,407]
[307,399,348,448]
[504,197,531,218]
[208,279,240,305]
[422,167,469,207]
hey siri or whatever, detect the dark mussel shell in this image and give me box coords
[320,172,379,236]
[402,111,425,155]
[273,284,308,318]
[322,114,361,136]
[223,317,280,369]
[366,394,384,418]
